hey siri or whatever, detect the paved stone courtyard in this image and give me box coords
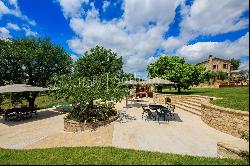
[0,98,247,157]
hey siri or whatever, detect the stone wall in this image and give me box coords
[200,55,231,74]
[153,93,212,104]
[201,100,249,138]
[64,115,118,132]
[217,141,249,159]
[153,93,190,104]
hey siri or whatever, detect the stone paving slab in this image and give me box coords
[0,98,247,158]
[112,99,246,157]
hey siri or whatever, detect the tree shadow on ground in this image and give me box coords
[143,112,183,123]
[116,111,137,123]
[123,99,149,108]
[0,109,63,126]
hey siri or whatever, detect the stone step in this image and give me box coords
[184,98,202,104]
[182,100,201,107]
[175,104,201,116]
[191,96,212,101]
[176,102,201,112]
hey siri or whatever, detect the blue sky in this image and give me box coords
[0,0,249,78]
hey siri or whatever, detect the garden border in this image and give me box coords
[64,115,118,132]
[201,99,249,138]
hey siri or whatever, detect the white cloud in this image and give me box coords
[123,0,181,32]
[22,27,38,36]
[0,0,36,26]
[102,0,110,12]
[6,22,20,31]
[162,0,249,52]
[181,0,249,36]
[239,60,249,70]
[57,0,249,77]
[0,27,11,39]
[177,32,249,63]
[64,0,182,75]
[70,54,78,61]
[0,0,11,19]
[8,0,18,8]
[58,0,86,18]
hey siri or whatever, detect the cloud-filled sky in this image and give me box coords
[0,0,249,78]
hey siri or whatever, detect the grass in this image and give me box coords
[162,87,249,111]
[0,147,248,165]
[1,93,69,110]
[35,94,70,109]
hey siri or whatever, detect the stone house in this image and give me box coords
[197,55,232,75]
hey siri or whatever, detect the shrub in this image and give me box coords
[217,71,228,81]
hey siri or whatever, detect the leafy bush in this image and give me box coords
[56,105,72,113]
[217,71,228,81]
[240,131,249,142]
[66,102,116,122]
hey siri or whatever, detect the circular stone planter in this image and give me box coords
[64,115,118,132]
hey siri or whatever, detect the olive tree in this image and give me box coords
[52,45,129,122]
[52,73,129,122]
[74,45,123,77]
[147,55,207,93]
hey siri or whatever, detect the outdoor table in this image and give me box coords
[149,104,169,121]
[149,104,164,111]
[4,107,35,121]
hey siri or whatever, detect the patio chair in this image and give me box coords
[15,107,32,120]
[0,108,5,117]
[29,107,38,118]
[158,107,171,122]
[4,109,18,122]
[168,104,175,119]
[141,104,156,121]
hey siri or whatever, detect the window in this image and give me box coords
[223,64,228,69]
[213,65,217,69]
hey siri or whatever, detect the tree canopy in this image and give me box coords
[74,45,123,77]
[0,37,73,107]
[52,45,129,122]
[230,58,241,70]
[147,55,207,93]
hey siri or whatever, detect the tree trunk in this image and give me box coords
[28,92,38,109]
[87,99,94,114]
[177,86,181,94]
[29,97,35,108]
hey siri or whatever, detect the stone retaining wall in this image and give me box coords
[153,93,212,104]
[64,115,118,132]
[153,93,190,104]
[201,100,249,138]
[217,141,249,159]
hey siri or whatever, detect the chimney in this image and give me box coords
[208,55,213,62]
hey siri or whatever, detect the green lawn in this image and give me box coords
[0,147,248,165]
[35,94,70,109]
[1,94,69,110]
[162,87,249,111]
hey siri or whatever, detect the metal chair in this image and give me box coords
[141,104,156,121]
[158,107,171,122]
[4,109,18,121]
[169,104,175,119]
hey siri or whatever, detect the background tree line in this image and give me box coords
[0,37,73,108]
